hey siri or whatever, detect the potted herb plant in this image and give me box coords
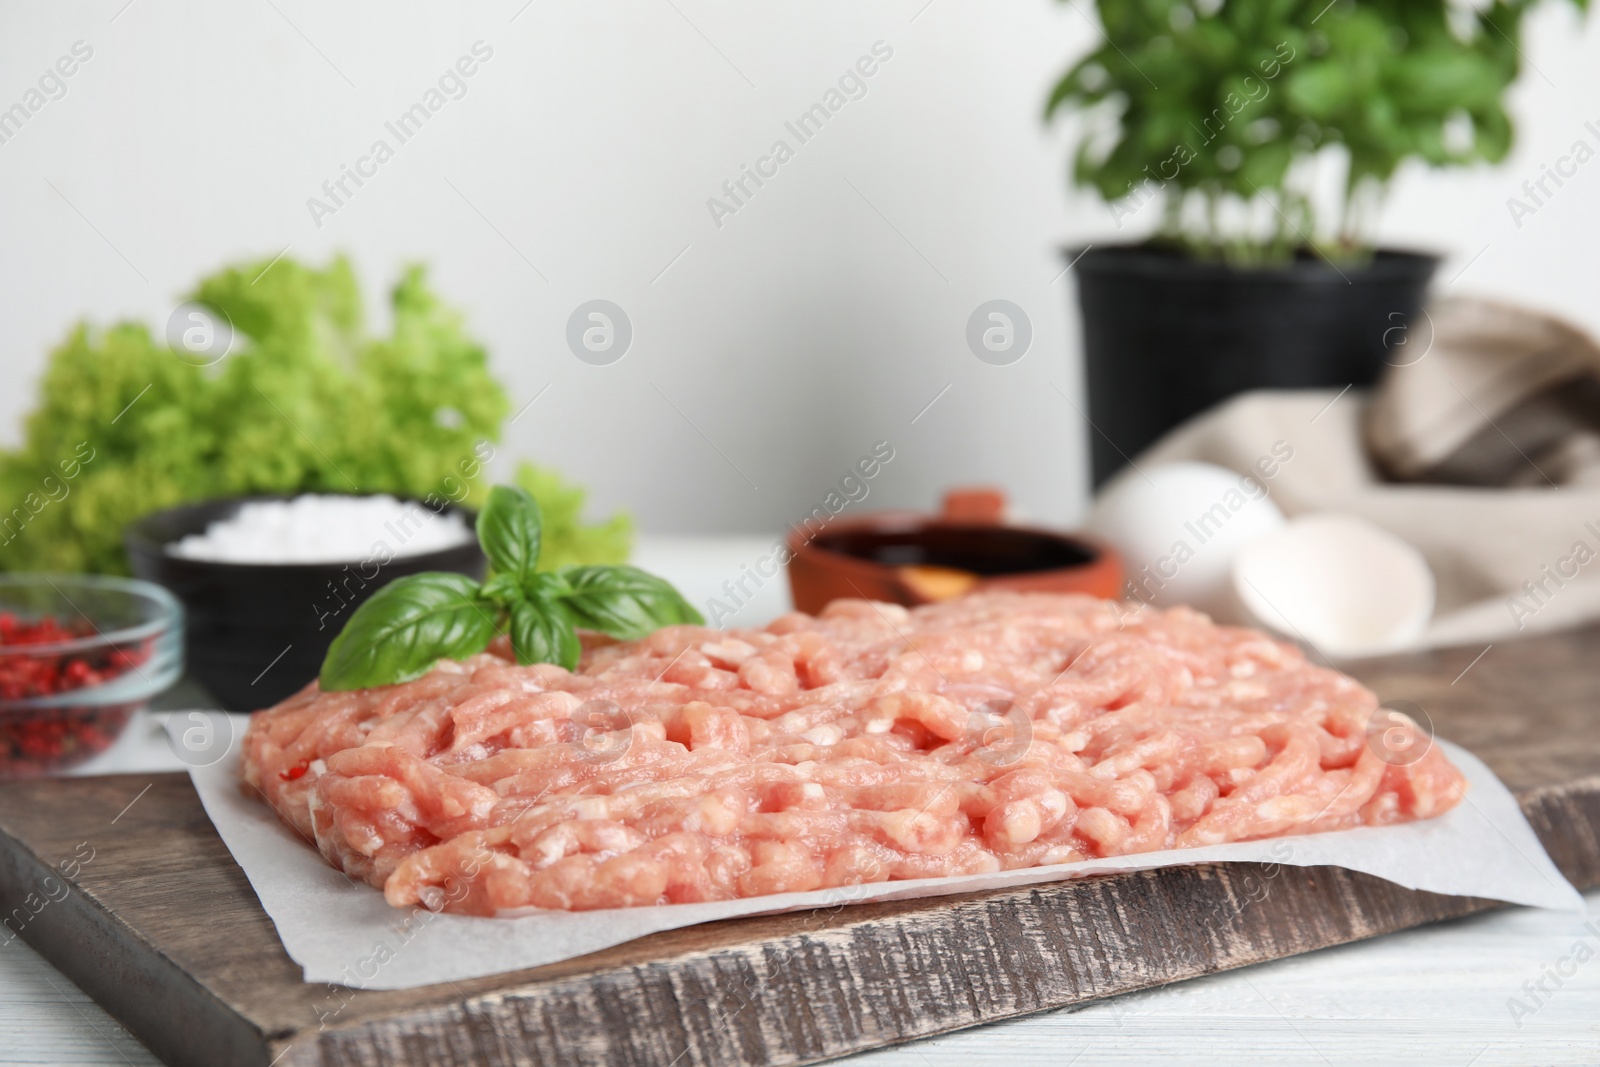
[1046,0,1584,484]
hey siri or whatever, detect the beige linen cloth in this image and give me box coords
[1132,298,1600,650]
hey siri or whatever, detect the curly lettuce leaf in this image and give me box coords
[0,255,510,574]
[513,461,633,571]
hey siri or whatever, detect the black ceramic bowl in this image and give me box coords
[126,495,486,711]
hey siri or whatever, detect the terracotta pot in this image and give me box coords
[785,488,1122,615]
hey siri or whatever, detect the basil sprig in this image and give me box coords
[319,485,703,690]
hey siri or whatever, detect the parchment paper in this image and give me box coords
[187,738,1582,991]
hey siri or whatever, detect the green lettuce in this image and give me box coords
[513,462,633,571]
[0,255,628,574]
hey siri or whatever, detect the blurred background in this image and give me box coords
[2,0,1597,534]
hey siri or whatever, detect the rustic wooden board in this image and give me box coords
[2,628,1599,1067]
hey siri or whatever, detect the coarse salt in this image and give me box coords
[167,494,474,564]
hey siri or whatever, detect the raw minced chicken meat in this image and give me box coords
[241,593,1466,915]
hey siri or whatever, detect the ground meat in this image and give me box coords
[241,593,1466,915]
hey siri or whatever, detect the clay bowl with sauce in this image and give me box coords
[784,489,1123,614]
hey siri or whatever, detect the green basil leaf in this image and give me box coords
[480,573,524,606]
[523,571,572,600]
[509,597,581,670]
[319,572,500,690]
[476,484,542,582]
[558,565,706,639]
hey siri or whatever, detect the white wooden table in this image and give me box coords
[3,537,1597,1066]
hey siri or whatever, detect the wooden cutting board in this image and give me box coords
[3,628,1598,1067]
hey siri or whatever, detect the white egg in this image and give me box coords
[1086,462,1286,618]
[1232,513,1435,659]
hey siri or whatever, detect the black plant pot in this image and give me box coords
[126,495,486,711]
[1072,244,1438,486]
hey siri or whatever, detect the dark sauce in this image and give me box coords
[811,525,1096,577]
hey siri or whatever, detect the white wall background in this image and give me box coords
[0,1,1596,535]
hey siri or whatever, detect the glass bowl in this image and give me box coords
[0,575,183,776]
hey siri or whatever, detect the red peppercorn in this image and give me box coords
[0,615,152,775]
